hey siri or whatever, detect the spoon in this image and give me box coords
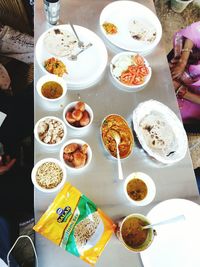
[111,130,123,180]
[69,22,84,48]
[142,215,186,230]
[68,43,93,61]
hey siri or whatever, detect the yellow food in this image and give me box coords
[101,114,134,158]
[102,22,118,34]
[44,57,67,77]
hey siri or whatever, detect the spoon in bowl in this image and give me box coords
[142,214,186,230]
[110,130,123,180]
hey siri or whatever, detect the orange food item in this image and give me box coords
[75,102,85,112]
[63,143,88,168]
[72,109,83,121]
[66,102,90,127]
[102,22,118,35]
[119,55,149,86]
[101,115,134,159]
[80,110,90,126]
[44,57,67,77]
[66,112,76,124]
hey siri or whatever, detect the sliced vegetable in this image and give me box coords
[119,54,149,86]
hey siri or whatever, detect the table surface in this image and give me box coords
[34,1,200,266]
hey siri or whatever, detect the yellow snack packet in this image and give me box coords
[33,183,116,265]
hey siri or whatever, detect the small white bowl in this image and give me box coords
[34,116,67,148]
[63,101,94,131]
[31,158,67,193]
[36,74,67,102]
[124,172,156,206]
[60,139,92,171]
[110,52,152,92]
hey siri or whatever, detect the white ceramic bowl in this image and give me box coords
[36,74,67,102]
[60,139,92,171]
[34,116,67,148]
[63,101,94,131]
[110,52,152,92]
[124,172,156,206]
[31,158,67,193]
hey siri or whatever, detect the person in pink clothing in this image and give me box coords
[168,21,200,131]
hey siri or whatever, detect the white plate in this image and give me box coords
[99,1,162,54]
[132,100,188,164]
[141,199,200,267]
[35,24,108,89]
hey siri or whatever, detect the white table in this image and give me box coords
[34,1,200,266]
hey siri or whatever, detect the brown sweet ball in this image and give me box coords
[66,111,76,124]
[80,110,90,126]
[72,151,87,168]
[63,152,74,162]
[72,109,83,121]
[81,144,88,154]
[64,143,78,154]
[75,102,85,112]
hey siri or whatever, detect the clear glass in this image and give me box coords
[43,0,60,25]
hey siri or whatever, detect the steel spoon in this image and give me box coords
[68,43,92,61]
[69,22,84,48]
[142,215,186,230]
[110,130,123,180]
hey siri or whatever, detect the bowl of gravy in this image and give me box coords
[117,213,155,252]
[124,172,156,206]
[36,74,67,103]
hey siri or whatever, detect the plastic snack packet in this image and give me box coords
[33,183,116,265]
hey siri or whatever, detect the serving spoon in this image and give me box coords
[111,130,123,180]
[142,214,186,230]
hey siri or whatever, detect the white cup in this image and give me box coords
[124,172,156,206]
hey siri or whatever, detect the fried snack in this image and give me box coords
[74,212,101,248]
[33,183,116,265]
[36,162,63,189]
[63,143,88,168]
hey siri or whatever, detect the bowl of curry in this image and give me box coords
[101,114,134,159]
[124,172,156,206]
[36,74,67,103]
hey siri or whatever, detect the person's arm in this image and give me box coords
[171,38,194,79]
[176,85,200,105]
[184,90,200,104]
[0,155,16,175]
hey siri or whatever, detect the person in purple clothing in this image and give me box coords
[168,21,200,132]
[168,21,200,193]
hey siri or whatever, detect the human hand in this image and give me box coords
[170,60,186,79]
[0,155,16,175]
[172,79,181,91]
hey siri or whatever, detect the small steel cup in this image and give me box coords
[116,213,155,252]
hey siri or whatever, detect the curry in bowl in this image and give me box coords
[101,114,134,159]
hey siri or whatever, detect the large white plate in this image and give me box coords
[99,1,162,54]
[141,199,200,267]
[132,100,188,164]
[35,25,108,89]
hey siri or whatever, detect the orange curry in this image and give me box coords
[101,114,134,159]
